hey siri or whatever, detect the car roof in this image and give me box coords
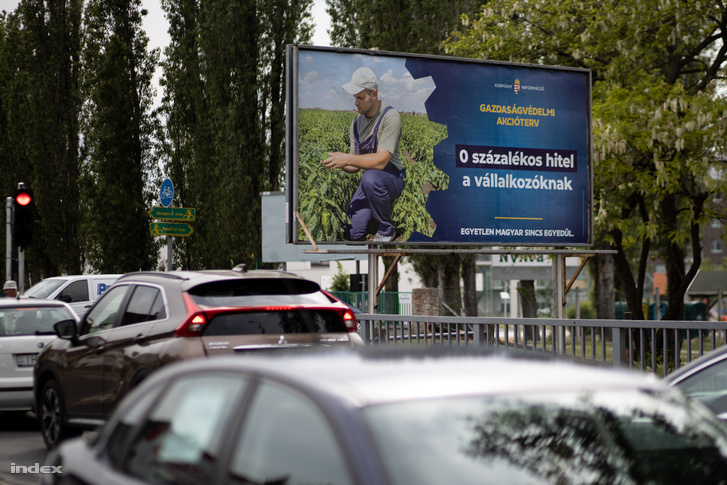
[664,344,727,384]
[117,269,317,290]
[143,347,668,408]
[0,298,73,309]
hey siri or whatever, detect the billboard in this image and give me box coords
[287,45,592,247]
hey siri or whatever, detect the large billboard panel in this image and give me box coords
[287,45,592,247]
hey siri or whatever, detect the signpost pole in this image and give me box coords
[167,236,173,271]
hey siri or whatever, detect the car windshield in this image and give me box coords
[188,279,332,307]
[23,279,68,299]
[364,389,727,485]
[0,306,75,336]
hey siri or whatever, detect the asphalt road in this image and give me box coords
[0,412,48,485]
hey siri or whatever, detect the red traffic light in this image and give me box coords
[15,191,32,206]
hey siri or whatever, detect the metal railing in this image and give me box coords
[357,314,727,376]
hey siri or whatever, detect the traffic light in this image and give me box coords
[13,187,34,248]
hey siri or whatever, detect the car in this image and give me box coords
[0,299,77,413]
[44,347,727,485]
[664,344,727,420]
[24,274,121,317]
[34,266,361,449]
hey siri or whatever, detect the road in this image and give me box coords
[0,412,47,485]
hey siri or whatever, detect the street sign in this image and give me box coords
[150,222,194,237]
[160,178,174,208]
[149,206,196,222]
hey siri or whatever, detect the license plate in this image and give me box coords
[16,354,37,367]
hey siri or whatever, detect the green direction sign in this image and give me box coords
[148,206,196,222]
[150,222,194,237]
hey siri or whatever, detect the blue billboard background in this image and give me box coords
[405,58,591,245]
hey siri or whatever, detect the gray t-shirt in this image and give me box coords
[349,103,403,171]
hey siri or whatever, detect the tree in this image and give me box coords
[330,261,350,291]
[445,0,727,326]
[160,0,313,270]
[81,0,161,273]
[327,0,485,316]
[0,1,85,281]
[327,0,481,55]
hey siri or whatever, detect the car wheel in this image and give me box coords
[39,379,81,449]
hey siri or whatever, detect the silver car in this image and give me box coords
[0,299,77,412]
[46,347,727,484]
[665,344,727,420]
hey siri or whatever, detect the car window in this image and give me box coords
[674,358,727,416]
[228,380,353,485]
[83,285,128,335]
[59,280,89,303]
[106,382,168,469]
[364,390,727,485]
[204,310,347,336]
[0,306,75,336]
[120,374,248,484]
[23,278,67,299]
[188,278,332,307]
[121,286,166,326]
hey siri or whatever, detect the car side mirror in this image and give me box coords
[54,319,78,344]
[57,293,72,303]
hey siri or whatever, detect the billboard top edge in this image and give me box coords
[288,44,592,76]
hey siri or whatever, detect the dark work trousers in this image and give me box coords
[346,106,404,240]
[346,163,405,240]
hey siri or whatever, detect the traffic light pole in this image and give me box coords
[18,247,24,293]
[5,197,11,282]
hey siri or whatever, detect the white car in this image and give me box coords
[23,274,121,317]
[0,299,77,412]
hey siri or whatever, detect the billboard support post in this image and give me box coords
[368,250,377,313]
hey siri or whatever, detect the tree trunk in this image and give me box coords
[461,254,478,316]
[519,280,537,342]
[593,253,615,319]
[438,253,461,316]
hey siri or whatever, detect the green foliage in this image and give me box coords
[297,109,448,241]
[444,0,727,319]
[566,300,596,320]
[82,0,161,273]
[161,0,313,270]
[327,0,482,54]
[330,262,350,291]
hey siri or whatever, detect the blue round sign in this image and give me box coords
[160,178,174,208]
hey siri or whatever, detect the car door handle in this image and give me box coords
[133,333,145,342]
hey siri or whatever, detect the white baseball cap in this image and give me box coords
[3,280,17,290]
[342,67,378,94]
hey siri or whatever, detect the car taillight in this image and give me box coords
[342,309,357,332]
[174,293,208,337]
